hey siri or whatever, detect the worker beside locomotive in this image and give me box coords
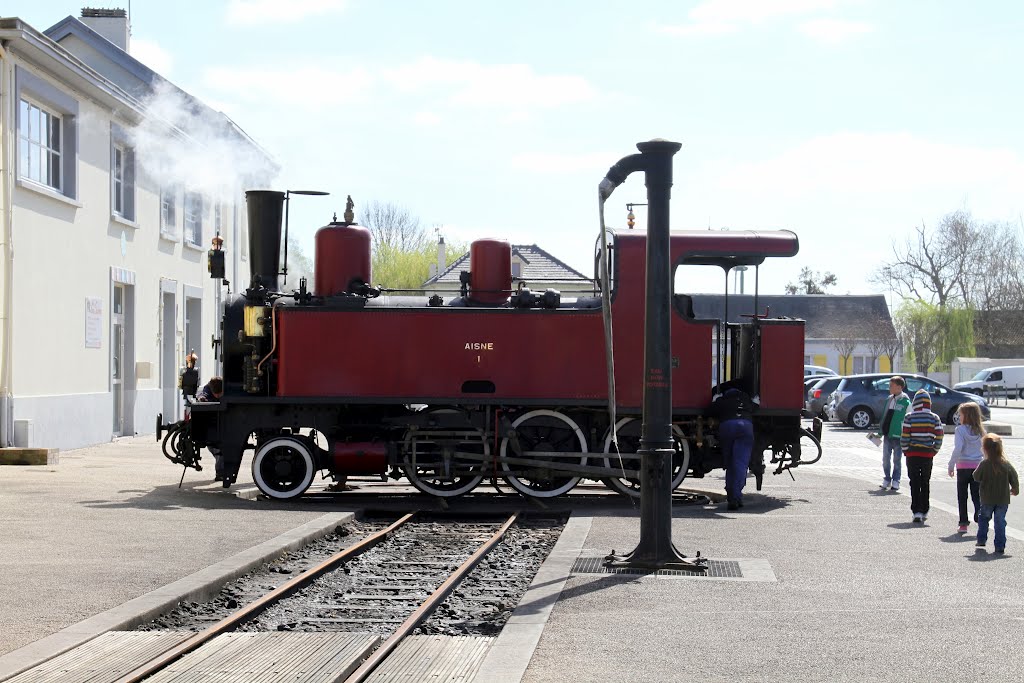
[159,188,820,501]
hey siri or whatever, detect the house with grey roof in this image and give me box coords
[690,294,900,374]
[423,240,596,296]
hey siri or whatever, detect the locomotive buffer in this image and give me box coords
[600,140,707,573]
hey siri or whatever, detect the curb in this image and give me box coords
[472,514,593,682]
[0,512,355,682]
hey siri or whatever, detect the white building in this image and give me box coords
[0,10,275,450]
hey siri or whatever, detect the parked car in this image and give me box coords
[806,376,843,420]
[953,366,1024,399]
[804,365,837,378]
[827,373,990,429]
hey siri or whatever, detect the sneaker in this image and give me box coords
[958,524,969,532]
[921,514,928,522]
[891,482,900,491]
[995,548,1005,554]
[882,478,891,490]
[976,540,986,547]
[913,513,923,523]
[727,501,739,511]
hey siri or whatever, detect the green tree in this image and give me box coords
[785,267,837,294]
[894,300,975,374]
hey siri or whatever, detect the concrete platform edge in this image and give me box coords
[472,514,592,683]
[0,511,356,682]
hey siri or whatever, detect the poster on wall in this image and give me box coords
[85,297,102,348]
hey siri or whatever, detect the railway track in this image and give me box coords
[9,513,532,683]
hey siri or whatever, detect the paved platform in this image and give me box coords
[0,437,345,660]
[3,428,1024,682]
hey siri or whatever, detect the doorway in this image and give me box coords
[112,284,125,435]
[161,288,178,421]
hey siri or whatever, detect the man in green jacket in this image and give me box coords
[875,376,910,491]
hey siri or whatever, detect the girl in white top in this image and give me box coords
[948,403,985,532]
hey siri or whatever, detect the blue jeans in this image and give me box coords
[882,436,902,484]
[977,504,1008,550]
[720,419,754,503]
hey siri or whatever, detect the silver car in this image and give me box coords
[830,374,990,429]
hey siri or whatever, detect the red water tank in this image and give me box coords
[469,239,511,305]
[314,222,372,296]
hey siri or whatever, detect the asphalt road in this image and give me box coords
[822,411,1024,534]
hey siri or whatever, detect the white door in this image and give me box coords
[112,284,125,435]
[161,291,178,421]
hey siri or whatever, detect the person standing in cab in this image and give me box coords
[874,376,910,491]
[710,386,755,511]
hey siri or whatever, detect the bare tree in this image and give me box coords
[360,201,430,253]
[865,315,901,373]
[830,324,860,374]
[785,267,837,295]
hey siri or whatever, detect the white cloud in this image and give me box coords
[130,37,173,75]
[413,111,441,126]
[203,64,373,109]
[712,132,1024,198]
[384,57,596,110]
[511,152,615,174]
[797,18,873,43]
[659,0,871,40]
[225,0,347,26]
[691,0,838,24]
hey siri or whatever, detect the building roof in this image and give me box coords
[689,294,895,340]
[42,15,277,171]
[424,244,591,286]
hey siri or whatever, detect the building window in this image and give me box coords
[184,192,203,247]
[853,355,875,375]
[161,187,178,237]
[238,201,248,261]
[18,98,62,191]
[112,145,125,215]
[511,261,522,278]
[804,355,812,365]
[214,203,222,237]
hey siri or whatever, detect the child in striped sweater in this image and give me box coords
[947,402,985,532]
[900,389,944,524]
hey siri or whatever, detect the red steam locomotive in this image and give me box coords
[160,147,821,500]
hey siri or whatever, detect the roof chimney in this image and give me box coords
[80,8,130,52]
[437,235,446,274]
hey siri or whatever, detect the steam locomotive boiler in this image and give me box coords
[159,146,821,500]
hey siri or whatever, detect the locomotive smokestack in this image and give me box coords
[245,190,285,291]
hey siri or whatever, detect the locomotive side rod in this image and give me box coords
[114,513,416,683]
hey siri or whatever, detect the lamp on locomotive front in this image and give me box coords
[314,195,372,297]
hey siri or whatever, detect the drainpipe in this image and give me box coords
[0,41,14,446]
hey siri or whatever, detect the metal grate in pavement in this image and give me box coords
[571,556,742,578]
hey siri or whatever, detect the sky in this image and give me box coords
[7,0,1024,299]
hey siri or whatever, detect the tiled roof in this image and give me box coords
[424,244,590,286]
[689,294,895,339]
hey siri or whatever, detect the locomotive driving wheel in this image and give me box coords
[500,410,588,498]
[252,435,315,500]
[601,418,690,498]
[401,413,488,498]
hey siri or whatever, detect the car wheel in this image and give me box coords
[948,406,962,426]
[848,407,873,430]
[1018,388,1024,400]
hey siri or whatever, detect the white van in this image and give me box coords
[953,366,1024,399]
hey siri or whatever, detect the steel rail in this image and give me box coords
[342,512,520,683]
[115,512,416,683]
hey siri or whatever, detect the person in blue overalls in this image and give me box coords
[710,386,755,510]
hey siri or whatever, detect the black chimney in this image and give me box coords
[245,190,285,291]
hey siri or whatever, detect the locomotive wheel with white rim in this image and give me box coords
[602,418,690,498]
[401,412,488,498]
[252,435,315,500]
[500,410,588,498]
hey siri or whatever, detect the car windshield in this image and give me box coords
[972,370,989,380]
